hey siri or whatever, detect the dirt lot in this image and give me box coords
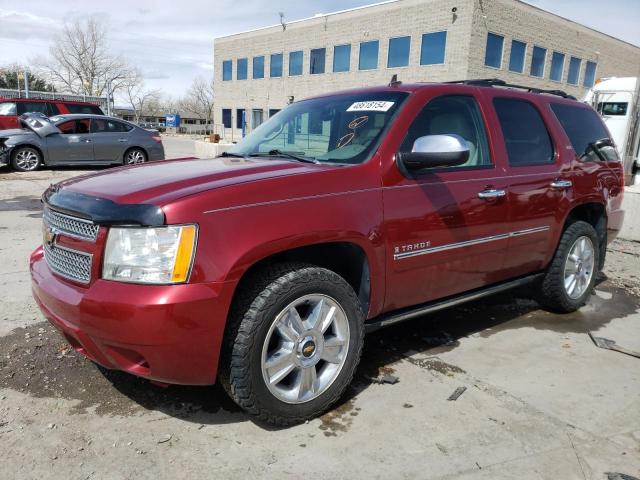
[1,156,639,479]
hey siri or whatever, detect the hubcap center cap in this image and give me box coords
[301,340,316,358]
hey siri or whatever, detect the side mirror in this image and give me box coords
[398,134,470,171]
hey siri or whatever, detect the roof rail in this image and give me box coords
[446,78,577,100]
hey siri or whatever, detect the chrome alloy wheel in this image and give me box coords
[125,150,146,164]
[261,294,350,404]
[15,148,40,171]
[563,236,595,299]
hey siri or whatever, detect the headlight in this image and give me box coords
[103,225,197,284]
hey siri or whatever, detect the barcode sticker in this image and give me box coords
[346,101,395,112]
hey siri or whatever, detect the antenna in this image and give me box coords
[279,12,286,31]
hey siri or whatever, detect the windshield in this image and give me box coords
[228,91,409,164]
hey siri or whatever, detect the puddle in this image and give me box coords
[0,322,242,423]
[0,195,42,212]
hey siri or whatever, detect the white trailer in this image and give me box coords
[584,77,640,184]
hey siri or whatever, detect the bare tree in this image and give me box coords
[181,76,215,127]
[124,71,161,122]
[37,17,134,98]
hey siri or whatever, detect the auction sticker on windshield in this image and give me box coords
[347,101,395,112]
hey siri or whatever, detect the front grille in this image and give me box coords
[43,243,92,284]
[44,208,99,242]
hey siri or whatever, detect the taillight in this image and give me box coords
[151,135,162,143]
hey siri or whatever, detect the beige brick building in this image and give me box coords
[213,0,640,139]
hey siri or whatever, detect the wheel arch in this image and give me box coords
[11,143,46,165]
[561,200,607,269]
[123,146,148,163]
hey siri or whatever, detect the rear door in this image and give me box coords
[487,93,571,277]
[91,118,131,163]
[382,91,512,311]
[46,119,95,164]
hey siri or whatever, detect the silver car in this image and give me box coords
[0,113,165,172]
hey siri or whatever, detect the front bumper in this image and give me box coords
[30,246,235,385]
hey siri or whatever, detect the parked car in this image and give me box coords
[0,98,104,130]
[31,79,624,425]
[0,113,164,171]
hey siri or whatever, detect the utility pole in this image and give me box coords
[24,69,30,99]
[106,78,112,116]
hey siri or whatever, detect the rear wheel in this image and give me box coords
[537,220,599,312]
[219,263,364,426]
[124,148,147,165]
[11,147,42,172]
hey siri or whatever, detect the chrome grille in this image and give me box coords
[43,208,99,241]
[43,243,92,284]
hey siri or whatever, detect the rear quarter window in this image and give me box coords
[549,103,616,161]
[16,102,49,116]
[64,103,104,115]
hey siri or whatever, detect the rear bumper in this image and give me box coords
[30,246,235,385]
[148,144,165,161]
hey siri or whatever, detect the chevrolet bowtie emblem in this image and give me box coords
[43,224,58,247]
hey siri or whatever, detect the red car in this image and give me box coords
[0,98,104,130]
[30,79,624,425]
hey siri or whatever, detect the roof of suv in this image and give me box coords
[0,97,101,105]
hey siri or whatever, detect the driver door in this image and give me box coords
[46,119,95,164]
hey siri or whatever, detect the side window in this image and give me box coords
[0,102,17,116]
[57,120,77,134]
[493,98,554,166]
[76,119,91,134]
[65,103,103,115]
[92,118,127,133]
[400,95,492,169]
[16,102,49,115]
[550,103,617,162]
[47,103,60,116]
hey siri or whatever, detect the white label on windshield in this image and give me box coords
[347,101,395,112]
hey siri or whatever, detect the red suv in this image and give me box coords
[0,98,104,130]
[30,79,624,425]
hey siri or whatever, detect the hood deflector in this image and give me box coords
[43,185,165,226]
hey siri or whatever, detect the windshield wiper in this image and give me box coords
[219,151,245,158]
[250,149,318,164]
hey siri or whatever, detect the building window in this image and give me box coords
[584,61,597,88]
[530,46,546,77]
[252,109,264,129]
[289,51,303,76]
[550,51,565,82]
[420,31,447,65]
[270,53,283,78]
[508,40,526,73]
[333,44,351,73]
[222,60,232,81]
[359,40,379,70]
[222,109,232,129]
[310,48,326,74]
[484,33,504,68]
[269,109,280,117]
[253,56,264,79]
[567,57,581,85]
[237,58,248,80]
[388,36,411,68]
[236,109,245,129]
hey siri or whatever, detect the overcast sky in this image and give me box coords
[0,0,638,100]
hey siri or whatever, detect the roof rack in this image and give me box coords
[447,78,577,100]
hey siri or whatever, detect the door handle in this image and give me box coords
[82,139,92,143]
[478,189,506,200]
[118,138,128,143]
[550,180,572,189]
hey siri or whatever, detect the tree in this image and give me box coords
[37,17,134,98]
[124,71,161,122]
[181,76,215,126]
[0,65,56,92]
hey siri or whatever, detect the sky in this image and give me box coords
[0,0,638,101]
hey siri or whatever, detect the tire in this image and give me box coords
[11,146,42,172]
[124,148,147,165]
[538,220,600,313]
[219,262,365,426]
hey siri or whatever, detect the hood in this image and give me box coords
[19,113,60,138]
[0,128,34,138]
[57,157,338,206]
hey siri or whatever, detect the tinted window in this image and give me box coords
[485,33,504,68]
[57,120,76,134]
[388,36,410,68]
[91,118,129,133]
[359,41,379,70]
[289,51,303,76]
[400,95,491,169]
[76,119,91,134]
[550,103,613,161]
[598,102,628,116]
[0,102,17,116]
[253,56,264,79]
[333,44,351,72]
[270,53,283,78]
[310,48,326,74]
[420,31,446,65]
[567,57,581,85]
[64,103,103,115]
[584,61,597,88]
[222,109,232,129]
[222,60,232,81]
[236,108,245,129]
[550,51,565,81]
[508,40,526,73]
[17,102,49,115]
[493,98,554,166]
[237,58,248,80]
[530,46,546,77]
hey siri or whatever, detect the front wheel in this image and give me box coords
[537,220,600,313]
[11,147,42,172]
[220,263,364,426]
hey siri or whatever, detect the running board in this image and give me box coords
[365,273,543,333]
